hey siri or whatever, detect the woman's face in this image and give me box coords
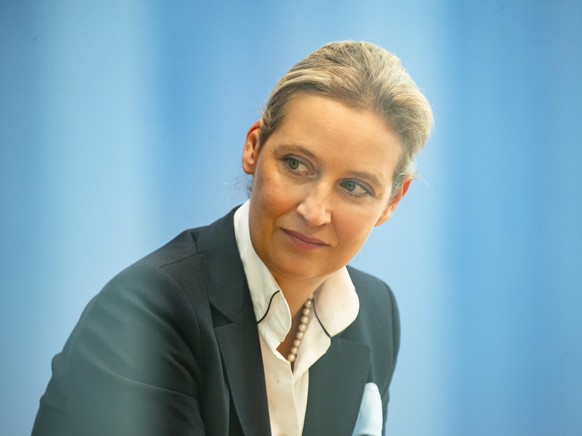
[242,94,410,287]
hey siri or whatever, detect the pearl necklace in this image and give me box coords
[286,294,315,364]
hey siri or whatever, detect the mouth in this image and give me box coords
[282,229,328,249]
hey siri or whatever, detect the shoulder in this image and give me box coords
[106,207,235,298]
[56,224,220,394]
[89,227,208,317]
[343,265,401,387]
[346,265,399,323]
[71,219,224,356]
[84,208,239,334]
[36,211,242,434]
[85,225,212,328]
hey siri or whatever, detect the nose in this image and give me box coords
[296,184,332,226]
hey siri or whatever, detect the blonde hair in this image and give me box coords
[260,41,434,195]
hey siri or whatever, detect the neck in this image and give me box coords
[276,276,324,318]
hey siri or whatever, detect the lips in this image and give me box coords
[282,229,328,249]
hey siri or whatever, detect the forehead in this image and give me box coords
[267,94,402,183]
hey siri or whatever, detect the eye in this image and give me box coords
[286,157,301,170]
[340,180,372,197]
[283,156,310,175]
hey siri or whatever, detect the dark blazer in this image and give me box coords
[32,208,400,436]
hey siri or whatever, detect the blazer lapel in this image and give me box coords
[198,210,271,436]
[303,337,371,435]
[214,309,270,435]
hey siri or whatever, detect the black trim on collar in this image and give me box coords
[256,289,281,324]
[313,298,331,338]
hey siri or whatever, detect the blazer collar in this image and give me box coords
[197,208,271,435]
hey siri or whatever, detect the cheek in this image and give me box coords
[253,168,298,210]
[249,169,270,204]
[334,209,378,247]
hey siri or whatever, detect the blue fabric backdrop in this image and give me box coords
[2,1,581,435]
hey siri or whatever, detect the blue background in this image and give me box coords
[2,1,581,435]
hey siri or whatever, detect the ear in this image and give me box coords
[374,177,412,227]
[242,120,262,175]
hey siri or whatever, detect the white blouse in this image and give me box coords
[234,201,359,435]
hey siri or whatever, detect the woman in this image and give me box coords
[32,41,433,435]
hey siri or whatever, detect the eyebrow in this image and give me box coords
[277,143,318,161]
[277,143,389,193]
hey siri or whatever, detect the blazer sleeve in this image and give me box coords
[32,262,207,436]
